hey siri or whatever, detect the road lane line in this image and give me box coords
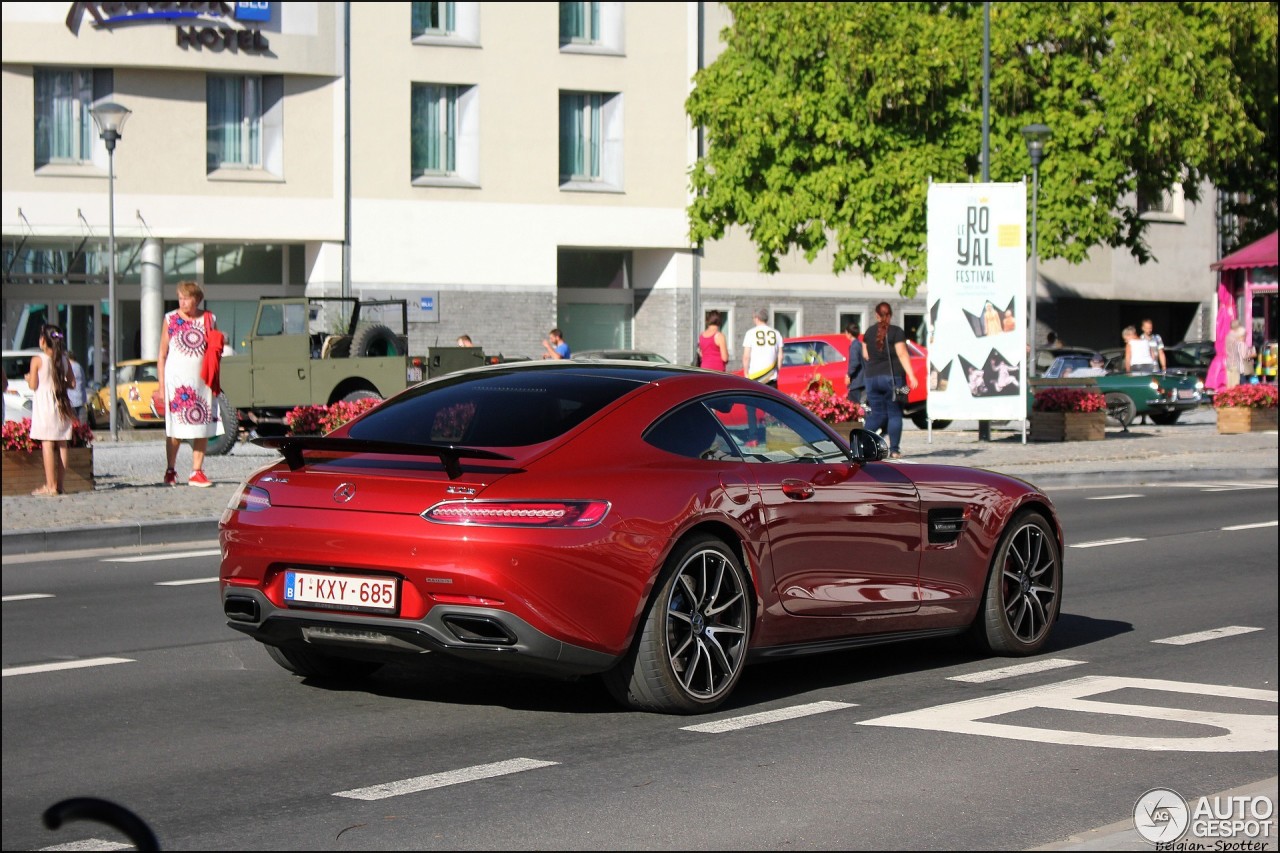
[1201,484,1279,492]
[155,577,219,586]
[41,840,133,851]
[679,700,856,734]
[948,658,1087,683]
[333,758,559,801]
[1086,494,1144,501]
[1221,520,1278,531]
[1153,626,1263,646]
[1068,537,1146,549]
[3,657,134,678]
[103,549,221,563]
[2,593,54,602]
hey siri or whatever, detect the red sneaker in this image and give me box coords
[188,470,213,488]
[163,468,177,487]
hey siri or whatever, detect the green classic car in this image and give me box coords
[1041,351,1206,427]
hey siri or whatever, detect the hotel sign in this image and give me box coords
[65,2,272,53]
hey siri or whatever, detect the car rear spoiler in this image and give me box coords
[253,435,515,480]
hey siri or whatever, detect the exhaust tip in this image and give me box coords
[442,614,516,645]
[224,595,259,623]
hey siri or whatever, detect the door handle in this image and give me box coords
[781,479,815,500]
[297,368,306,380]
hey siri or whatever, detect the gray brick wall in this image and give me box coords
[404,288,556,361]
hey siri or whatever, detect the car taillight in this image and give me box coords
[422,500,609,528]
[229,484,271,512]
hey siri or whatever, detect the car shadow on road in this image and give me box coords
[293,613,1133,716]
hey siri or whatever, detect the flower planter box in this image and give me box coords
[1216,406,1278,434]
[1,447,95,495]
[1030,411,1105,442]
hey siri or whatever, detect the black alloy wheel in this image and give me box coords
[604,534,752,714]
[975,512,1062,655]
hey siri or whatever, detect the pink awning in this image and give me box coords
[1211,231,1278,271]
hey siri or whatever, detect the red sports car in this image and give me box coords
[733,334,944,428]
[220,361,1063,714]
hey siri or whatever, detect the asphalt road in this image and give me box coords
[3,482,1276,851]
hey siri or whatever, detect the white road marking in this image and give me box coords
[680,700,857,733]
[859,675,1277,752]
[1201,484,1279,492]
[2,593,54,602]
[1153,626,1264,646]
[1087,494,1144,501]
[333,758,559,801]
[154,577,219,586]
[1221,520,1278,531]
[40,840,133,851]
[1068,537,1146,549]
[103,549,221,563]
[3,657,134,678]
[948,658,1087,683]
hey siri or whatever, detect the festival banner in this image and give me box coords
[924,182,1027,422]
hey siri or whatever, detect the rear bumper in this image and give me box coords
[223,587,617,677]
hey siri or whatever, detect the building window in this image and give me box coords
[560,91,622,191]
[412,84,458,176]
[206,75,283,178]
[34,68,111,168]
[412,2,480,46]
[410,84,478,187]
[207,75,261,170]
[560,2,599,43]
[559,2,623,54]
[1138,184,1186,223]
[412,2,455,35]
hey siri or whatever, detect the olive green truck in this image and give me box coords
[209,297,487,455]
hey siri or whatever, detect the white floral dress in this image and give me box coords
[162,310,223,440]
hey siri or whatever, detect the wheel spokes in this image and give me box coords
[666,549,748,699]
[1001,524,1057,644]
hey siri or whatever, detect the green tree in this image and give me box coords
[687,2,1278,297]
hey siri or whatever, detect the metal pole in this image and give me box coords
[977,2,992,442]
[107,143,118,442]
[1029,162,1039,381]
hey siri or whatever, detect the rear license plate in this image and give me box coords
[1177,389,1197,400]
[284,570,398,614]
[407,366,424,383]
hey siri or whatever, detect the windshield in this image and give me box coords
[348,369,648,447]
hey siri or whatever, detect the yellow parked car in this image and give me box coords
[89,359,163,429]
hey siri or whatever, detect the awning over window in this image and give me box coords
[1211,231,1278,271]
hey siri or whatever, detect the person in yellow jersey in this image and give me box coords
[741,308,782,388]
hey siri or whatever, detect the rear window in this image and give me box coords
[347,370,646,447]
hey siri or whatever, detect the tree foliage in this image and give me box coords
[687,2,1278,297]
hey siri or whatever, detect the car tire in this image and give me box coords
[1149,411,1182,426]
[263,643,384,680]
[341,389,382,404]
[910,412,951,430]
[603,534,752,714]
[972,511,1061,656]
[116,401,137,430]
[350,323,404,358]
[1103,392,1136,428]
[205,393,238,456]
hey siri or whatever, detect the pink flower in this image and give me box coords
[1212,383,1278,410]
[791,373,865,424]
[1032,388,1107,413]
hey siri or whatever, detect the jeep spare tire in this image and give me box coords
[350,323,404,358]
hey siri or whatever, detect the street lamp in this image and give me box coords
[89,100,131,442]
[1021,123,1051,379]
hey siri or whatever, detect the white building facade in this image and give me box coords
[2,1,1220,386]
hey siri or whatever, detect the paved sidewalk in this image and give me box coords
[3,407,1275,554]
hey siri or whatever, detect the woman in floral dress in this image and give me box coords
[157,280,222,487]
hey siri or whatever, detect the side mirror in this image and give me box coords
[850,428,889,462]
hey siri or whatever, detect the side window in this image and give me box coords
[644,403,739,461]
[816,342,845,364]
[705,395,846,463]
[138,364,159,382]
[256,304,283,336]
[283,303,306,335]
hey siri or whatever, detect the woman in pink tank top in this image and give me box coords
[698,311,729,371]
